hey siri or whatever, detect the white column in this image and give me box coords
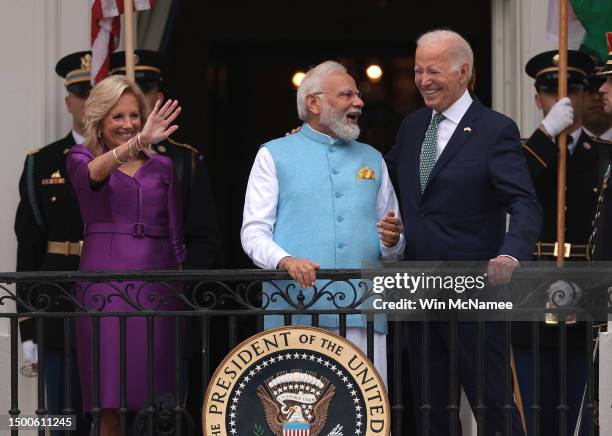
[491,0,556,136]
[0,0,89,419]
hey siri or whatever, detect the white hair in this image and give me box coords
[296,60,347,121]
[417,29,474,79]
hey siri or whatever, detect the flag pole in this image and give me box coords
[556,0,569,265]
[124,0,135,82]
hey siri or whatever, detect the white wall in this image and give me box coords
[492,0,557,136]
[0,1,89,271]
[0,0,90,420]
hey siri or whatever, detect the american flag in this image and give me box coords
[90,0,155,84]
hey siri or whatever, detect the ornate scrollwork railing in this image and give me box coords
[0,266,611,321]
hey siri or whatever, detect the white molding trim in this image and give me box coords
[0,0,90,418]
[492,0,557,136]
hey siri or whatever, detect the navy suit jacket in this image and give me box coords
[386,97,542,262]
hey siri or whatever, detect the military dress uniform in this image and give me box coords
[523,128,610,259]
[591,142,612,261]
[110,50,220,434]
[109,50,220,268]
[109,53,221,259]
[16,132,83,342]
[515,50,602,436]
[15,51,91,435]
[150,138,220,268]
[589,33,612,262]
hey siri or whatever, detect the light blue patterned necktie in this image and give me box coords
[419,112,446,192]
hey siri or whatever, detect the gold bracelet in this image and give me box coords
[136,133,150,151]
[127,138,139,158]
[112,147,127,164]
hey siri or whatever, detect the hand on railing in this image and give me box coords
[487,255,518,286]
[277,256,320,288]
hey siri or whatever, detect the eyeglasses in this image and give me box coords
[313,89,363,99]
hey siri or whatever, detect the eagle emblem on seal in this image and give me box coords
[256,370,336,436]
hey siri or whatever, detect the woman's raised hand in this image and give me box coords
[140,98,181,146]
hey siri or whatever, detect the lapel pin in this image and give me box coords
[463,127,472,132]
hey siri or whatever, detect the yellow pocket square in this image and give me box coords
[357,167,376,180]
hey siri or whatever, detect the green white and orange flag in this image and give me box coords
[547,0,612,63]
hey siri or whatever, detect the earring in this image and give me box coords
[97,130,102,138]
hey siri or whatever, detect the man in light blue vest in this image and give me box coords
[241,60,404,382]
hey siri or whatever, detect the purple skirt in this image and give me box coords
[76,232,182,412]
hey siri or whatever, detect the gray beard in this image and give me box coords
[320,106,360,142]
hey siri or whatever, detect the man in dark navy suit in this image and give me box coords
[385,29,542,435]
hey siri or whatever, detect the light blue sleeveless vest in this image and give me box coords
[262,124,386,333]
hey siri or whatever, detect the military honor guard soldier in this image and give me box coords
[515,49,605,436]
[589,32,612,261]
[109,50,221,434]
[14,51,92,435]
[582,59,612,144]
[522,49,600,260]
[109,49,221,269]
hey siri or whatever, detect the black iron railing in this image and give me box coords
[0,267,609,436]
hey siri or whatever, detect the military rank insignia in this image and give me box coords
[357,167,376,180]
[41,170,65,185]
[203,326,390,435]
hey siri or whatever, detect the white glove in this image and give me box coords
[22,340,38,364]
[540,97,574,137]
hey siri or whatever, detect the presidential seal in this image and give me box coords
[203,326,389,436]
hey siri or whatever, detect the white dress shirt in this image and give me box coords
[601,126,612,142]
[432,89,473,158]
[584,126,612,142]
[567,127,583,155]
[241,129,405,269]
[71,129,85,145]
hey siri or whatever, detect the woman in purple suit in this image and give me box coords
[67,75,184,435]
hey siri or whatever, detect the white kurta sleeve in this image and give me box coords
[377,158,405,260]
[240,147,291,269]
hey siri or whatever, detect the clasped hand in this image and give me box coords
[377,211,403,247]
